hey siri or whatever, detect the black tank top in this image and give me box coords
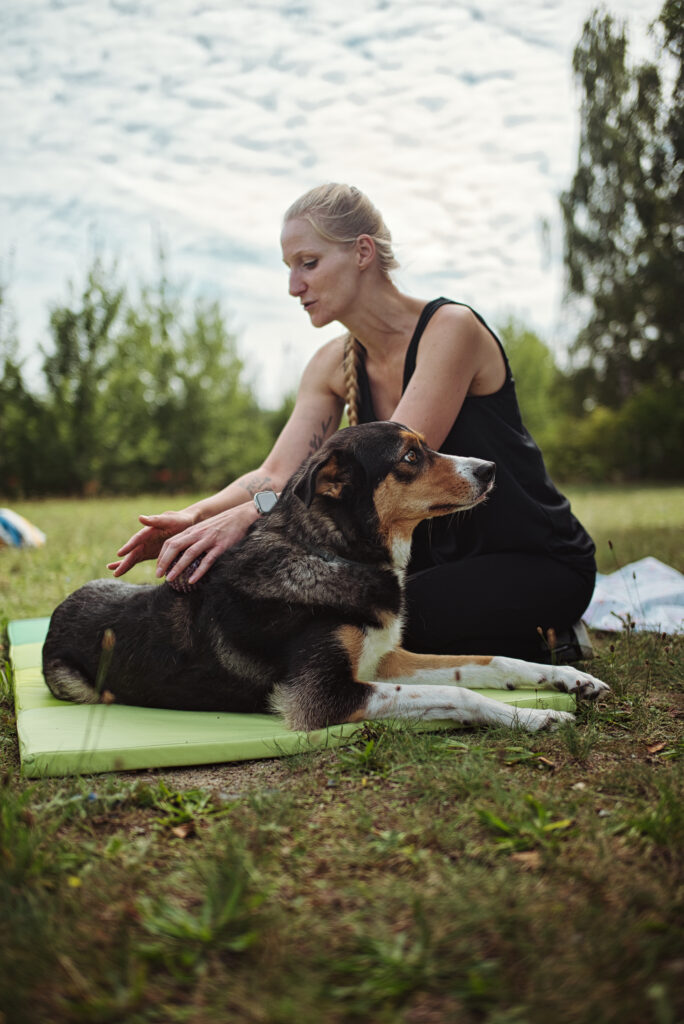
[356,298,596,575]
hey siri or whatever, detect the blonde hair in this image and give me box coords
[343,333,361,427]
[284,183,398,426]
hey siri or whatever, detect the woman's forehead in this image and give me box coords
[281,217,317,251]
[281,217,336,262]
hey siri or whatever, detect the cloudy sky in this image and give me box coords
[1,0,663,404]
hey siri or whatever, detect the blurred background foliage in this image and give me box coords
[0,0,681,497]
[0,256,292,497]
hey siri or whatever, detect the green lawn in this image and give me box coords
[566,482,684,574]
[0,487,682,1024]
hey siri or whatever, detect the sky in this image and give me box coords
[1,0,665,405]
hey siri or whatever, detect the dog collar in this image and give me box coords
[304,545,385,571]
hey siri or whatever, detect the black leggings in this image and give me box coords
[403,553,596,661]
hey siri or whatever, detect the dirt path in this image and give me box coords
[127,755,298,795]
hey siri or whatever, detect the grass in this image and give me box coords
[0,486,682,1023]
[564,482,684,574]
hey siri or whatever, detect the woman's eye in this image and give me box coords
[403,449,418,464]
[303,259,318,269]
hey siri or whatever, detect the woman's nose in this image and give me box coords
[289,269,305,297]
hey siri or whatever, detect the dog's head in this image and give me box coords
[290,422,495,555]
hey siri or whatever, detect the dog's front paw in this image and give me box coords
[516,707,576,732]
[551,667,610,700]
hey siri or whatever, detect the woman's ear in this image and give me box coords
[355,234,376,270]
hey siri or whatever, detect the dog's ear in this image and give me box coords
[294,451,355,507]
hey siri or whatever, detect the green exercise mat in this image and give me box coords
[7,618,575,778]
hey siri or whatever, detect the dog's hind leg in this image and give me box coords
[43,659,99,704]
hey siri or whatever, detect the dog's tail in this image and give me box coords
[43,658,100,704]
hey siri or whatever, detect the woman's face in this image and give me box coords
[281,217,360,328]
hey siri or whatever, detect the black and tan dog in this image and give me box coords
[43,422,607,732]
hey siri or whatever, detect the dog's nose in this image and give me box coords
[473,461,496,487]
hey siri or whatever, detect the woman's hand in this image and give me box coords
[108,504,257,584]
[107,510,196,577]
[153,504,258,585]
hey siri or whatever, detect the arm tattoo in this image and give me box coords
[241,475,274,499]
[308,416,333,454]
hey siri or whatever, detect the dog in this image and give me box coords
[43,422,608,733]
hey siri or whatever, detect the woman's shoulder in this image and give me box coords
[413,300,507,394]
[306,332,348,373]
[416,300,491,356]
[427,299,485,330]
[300,332,348,398]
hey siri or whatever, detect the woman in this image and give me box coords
[109,183,596,662]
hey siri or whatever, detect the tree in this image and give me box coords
[497,319,566,445]
[41,258,125,493]
[0,277,53,496]
[101,289,273,493]
[0,252,279,497]
[94,256,274,493]
[560,1,684,406]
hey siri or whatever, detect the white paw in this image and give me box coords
[515,708,576,732]
[550,667,610,700]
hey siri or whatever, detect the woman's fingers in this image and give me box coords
[109,511,195,576]
[159,530,220,580]
[110,507,253,582]
[186,552,215,583]
[157,539,198,579]
[107,548,145,576]
[160,507,254,582]
[115,525,155,558]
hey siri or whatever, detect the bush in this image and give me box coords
[542,382,684,482]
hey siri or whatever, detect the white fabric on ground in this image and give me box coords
[584,556,684,635]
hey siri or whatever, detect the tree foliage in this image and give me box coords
[561,0,683,406]
[0,258,283,498]
[41,260,126,493]
[500,319,684,483]
[0,283,49,495]
[497,320,566,445]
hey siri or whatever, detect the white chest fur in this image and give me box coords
[391,535,413,571]
[357,616,403,681]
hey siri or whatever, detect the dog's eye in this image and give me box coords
[402,449,418,464]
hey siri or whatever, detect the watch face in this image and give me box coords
[254,490,278,514]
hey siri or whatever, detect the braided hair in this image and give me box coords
[343,333,361,427]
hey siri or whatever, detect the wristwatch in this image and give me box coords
[253,490,279,515]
